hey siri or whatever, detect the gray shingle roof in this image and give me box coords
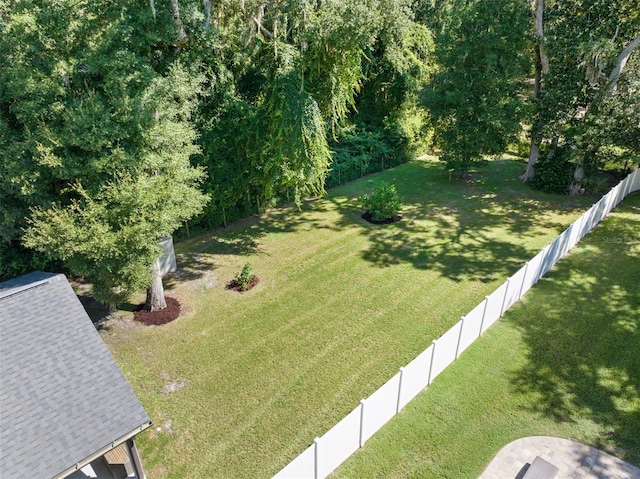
[0,272,151,479]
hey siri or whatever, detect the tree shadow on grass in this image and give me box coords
[507,197,640,464]
[165,195,353,286]
[168,157,594,286]
[334,158,594,282]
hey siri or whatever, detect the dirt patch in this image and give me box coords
[226,276,260,292]
[361,211,403,225]
[133,297,181,326]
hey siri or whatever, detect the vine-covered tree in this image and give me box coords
[522,0,640,194]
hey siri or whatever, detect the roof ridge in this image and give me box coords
[0,272,63,301]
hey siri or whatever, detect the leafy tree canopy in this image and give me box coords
[1,0,207,303]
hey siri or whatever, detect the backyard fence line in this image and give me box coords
[273,168,640,479]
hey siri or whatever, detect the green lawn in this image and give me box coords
[101,156,598,478]
[334,191,640,478]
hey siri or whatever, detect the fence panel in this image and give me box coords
[272,444,315,479]
[620,171,635,201]
[316,405,362,479]
[540,231,568,277]
[632,169,640,192]
[482,281,508,333]
[564,215,585,253]
[397,345,433,410]
[580,203,600,238]
[554,225,574,259]
[429,321,462,382]
[361,372,402,444]
[592,196,610,226]
[503,264,528,311]
[522,250,545,295]
[604,183,623,213]
[457,300,485,357]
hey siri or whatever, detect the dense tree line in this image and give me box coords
[1,0,638,308]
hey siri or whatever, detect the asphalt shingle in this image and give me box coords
[0,272,151,479]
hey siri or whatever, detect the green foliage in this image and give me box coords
[359,182,403,220]
[530,149,574,195]
[109,157,597,478]
[0,242,63,283]
[423,0,530,174]
[2,1,207,300]
[528,0,640,189]
[328,127,394,187]
[188,0,434,231]
[233,263,256,292]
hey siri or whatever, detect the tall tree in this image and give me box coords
[522,0,640,193]
[189,0,420,221]
[1,0,207,308]
[521,0,550,182]
[423,0,530,175]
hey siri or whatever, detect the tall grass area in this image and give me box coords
[334,192,640,478]
[101,156,598,478]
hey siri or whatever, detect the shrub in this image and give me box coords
[234,263,256,292]
[359,182,403,221]
[530,148,574,195]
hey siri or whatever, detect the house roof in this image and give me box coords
[0,272,151,479]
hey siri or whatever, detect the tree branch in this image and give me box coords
[253,15,275,40]
[605,31,640,95]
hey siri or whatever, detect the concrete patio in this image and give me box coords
[479,436,640,479]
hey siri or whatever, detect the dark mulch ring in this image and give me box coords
[361,210,403,225]
[133,297,181,326]
[226,276,260,293]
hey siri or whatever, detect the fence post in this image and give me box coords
[313,437,320,479]
[518,262,529,300]
[479,297,489,336]
[358,400,366,448]
[427,340,437,385]
[396,367,404,414]
[500,278,510,317]
[455,317,465,359]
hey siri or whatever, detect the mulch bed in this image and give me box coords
[133,297,181,326]
[361,210,402,225]
[226,276,260,292]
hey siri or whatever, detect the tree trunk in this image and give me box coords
[605,31,640,95]
[203,0,212,28]
[149,0,156,19]
[534,0,549,75]
[521,138,539,181]
[569,162,585,196]
[169,0,188,46]
[522,0,548,182]
[145,258,167,311]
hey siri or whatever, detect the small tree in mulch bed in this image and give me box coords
[227,263,259,292]
[133,297,181,326]
[359,182,403,224]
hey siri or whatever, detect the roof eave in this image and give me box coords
[52,420,153,479]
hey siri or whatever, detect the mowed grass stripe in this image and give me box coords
[102,156,598,478]
[333,192,640,478]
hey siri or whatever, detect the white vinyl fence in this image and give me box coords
[273,168,640,479]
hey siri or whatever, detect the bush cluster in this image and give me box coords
[530,149,574,194]
[359,182,403,221]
